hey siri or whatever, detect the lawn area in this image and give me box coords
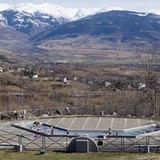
[0,151,159,160]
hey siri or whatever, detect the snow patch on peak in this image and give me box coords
[100,7,123,12]
[1,3,159,22]
[15,3,71,20]
[16,3,64,13]
[130,12,147,17]
[12,3,103,20]
[0,3,13,11]
[0,3,124,21]
[65,7,124,20]
[148,9,160,15]
[73,8,101,20]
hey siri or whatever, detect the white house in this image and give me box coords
[17,67,25,72]
[32,74,38,79]
[63,77,69,84]
[105,81,112,87]
[0,67,3,72]
[138,83,146,90]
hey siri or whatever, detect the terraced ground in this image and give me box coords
[1,116,159,134]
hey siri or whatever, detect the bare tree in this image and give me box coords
[135,45,160,117]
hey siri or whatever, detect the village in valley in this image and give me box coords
[0,59,159,120]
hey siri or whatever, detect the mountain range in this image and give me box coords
[0,3,121,20]
[0,3,160,63]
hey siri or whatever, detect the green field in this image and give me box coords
[0,151,160,160]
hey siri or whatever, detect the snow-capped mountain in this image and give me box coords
[31,10,160,50]
[2,2,159,36]
[0,3,113,35]
[0,3,123,21]
[1,3,160,21]
[0,3,12,11]
[0,9,70,35]
[1,3,160,56]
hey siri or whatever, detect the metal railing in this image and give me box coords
[0,128,159,152]
[98,135,160,152]
[0,106,106,121]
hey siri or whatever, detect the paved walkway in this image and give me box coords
[0,116,158,134]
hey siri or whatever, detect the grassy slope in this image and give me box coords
[0,151,159,160]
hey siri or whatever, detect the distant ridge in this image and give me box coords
[0,4,160,59]
[31,10,160,49]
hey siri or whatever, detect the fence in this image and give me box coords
[0,106,107,120]
[98,135,160,152]
[0,128,159,152]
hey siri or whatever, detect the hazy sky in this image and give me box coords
[1,0,160,11]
